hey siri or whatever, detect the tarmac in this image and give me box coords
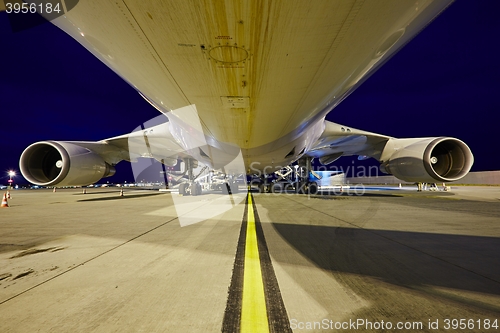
[0,186,499,332]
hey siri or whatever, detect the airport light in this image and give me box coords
[7,170,16,189]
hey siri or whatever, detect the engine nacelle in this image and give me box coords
[380,137,473,182]
[20,141,116,186]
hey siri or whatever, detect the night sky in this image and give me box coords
[1,1,499,185]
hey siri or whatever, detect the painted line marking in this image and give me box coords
[222,193,291,332]
[240,193,269,332]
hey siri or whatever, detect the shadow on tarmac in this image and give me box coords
[271,222,500,300]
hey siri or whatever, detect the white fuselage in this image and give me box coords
[52,0,453,171]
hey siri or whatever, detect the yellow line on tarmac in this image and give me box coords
[240,194,269,333]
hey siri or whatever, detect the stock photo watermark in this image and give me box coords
[290,317,499,331]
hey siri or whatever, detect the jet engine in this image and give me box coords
[380,137,473,182]
[20,141,116,187]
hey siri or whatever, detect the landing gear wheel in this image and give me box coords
[179,183,188,195]
[190,183,202,196]
[284,183,294,193]
[308,182,318,195]
[259,183,270,193]
[297,182,318,194]
[297,182,308,194]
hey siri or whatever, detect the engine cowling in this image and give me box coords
[20,141,116,186]
[380,137,473,182]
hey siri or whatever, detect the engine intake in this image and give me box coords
[20,141,115,186]
[381,137,473,182]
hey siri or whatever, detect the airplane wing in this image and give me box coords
[307,120,473,183]
[101,122,189,165]
[307,121,390,165]
[16,0,474,188]
[18,114,474,187]
[18,121,191,187]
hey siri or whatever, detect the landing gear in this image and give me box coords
[191,183,202,196]
[254,157,321,195]
[307,182,319,194]
[296,181,318,194]
[179,183,188,195]
[211,171,240,195]
[295,157,319,195]
[179,158,203,196]
[256,174,273,193]
[179,182,202,196]
[259,183,271,193]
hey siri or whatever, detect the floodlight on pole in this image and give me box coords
[7,170,16,187]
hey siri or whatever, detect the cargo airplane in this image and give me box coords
[11,0,473,194]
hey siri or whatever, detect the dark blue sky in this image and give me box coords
[1,1,499,185]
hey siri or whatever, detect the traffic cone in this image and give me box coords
[119,189,124,197]
[1,193,8,208]
[53,187,56,193]
[82,188,86,194]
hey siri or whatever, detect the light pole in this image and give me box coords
[8,170,15,189]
